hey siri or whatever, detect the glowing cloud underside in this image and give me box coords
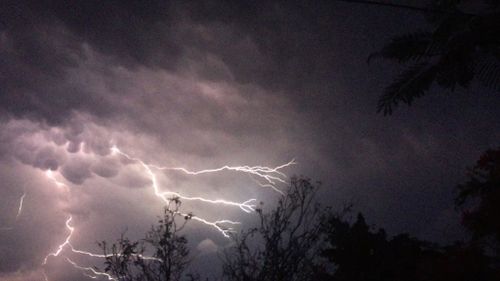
[36,145,294,280]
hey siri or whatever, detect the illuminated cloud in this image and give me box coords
[90,157,120,178]
[196,238,219,254]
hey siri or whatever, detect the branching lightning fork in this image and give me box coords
[38,145,294,280]
[111,145,294,236]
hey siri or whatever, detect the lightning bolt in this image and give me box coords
[40,145,294,280]
[111,145,294,236]
[0,191,27,231]
[42,212,159,280]
[45,170,68,189]
[41,170,159,281]
[65,258,117,281]
[111,146,294,195]
[43,216,74,265]
[15,192,26,220]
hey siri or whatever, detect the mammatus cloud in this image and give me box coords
[0,116,295,280]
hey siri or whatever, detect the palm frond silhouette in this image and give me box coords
[371,0,500,115]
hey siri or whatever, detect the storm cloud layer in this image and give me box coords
[1,1,499,280]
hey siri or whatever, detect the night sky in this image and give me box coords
[1,1,499,280]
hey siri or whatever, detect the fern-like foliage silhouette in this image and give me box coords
[371,0,500,115]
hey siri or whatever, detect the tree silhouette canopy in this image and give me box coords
[456,148,500,251]
[98,198,196,281]
[370,0,500,115]
[319,213,498,281]
[221,177,328,281]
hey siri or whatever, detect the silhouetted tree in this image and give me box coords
[320,212,499,281]
[416,242,498,281]
[98,198,197,281]
[221,177,328,281]
[456,148,500,251]
[320,213,430,281]
[370,0,500,114]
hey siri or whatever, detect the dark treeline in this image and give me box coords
[97,148,500,281]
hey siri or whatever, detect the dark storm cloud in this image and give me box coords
[32,146,64,171]
[0,0,398,123]
[0,0,257,125]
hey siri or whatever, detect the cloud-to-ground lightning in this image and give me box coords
[43,216,74,265]
[37,145,294,280]
[42,212,159,280]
